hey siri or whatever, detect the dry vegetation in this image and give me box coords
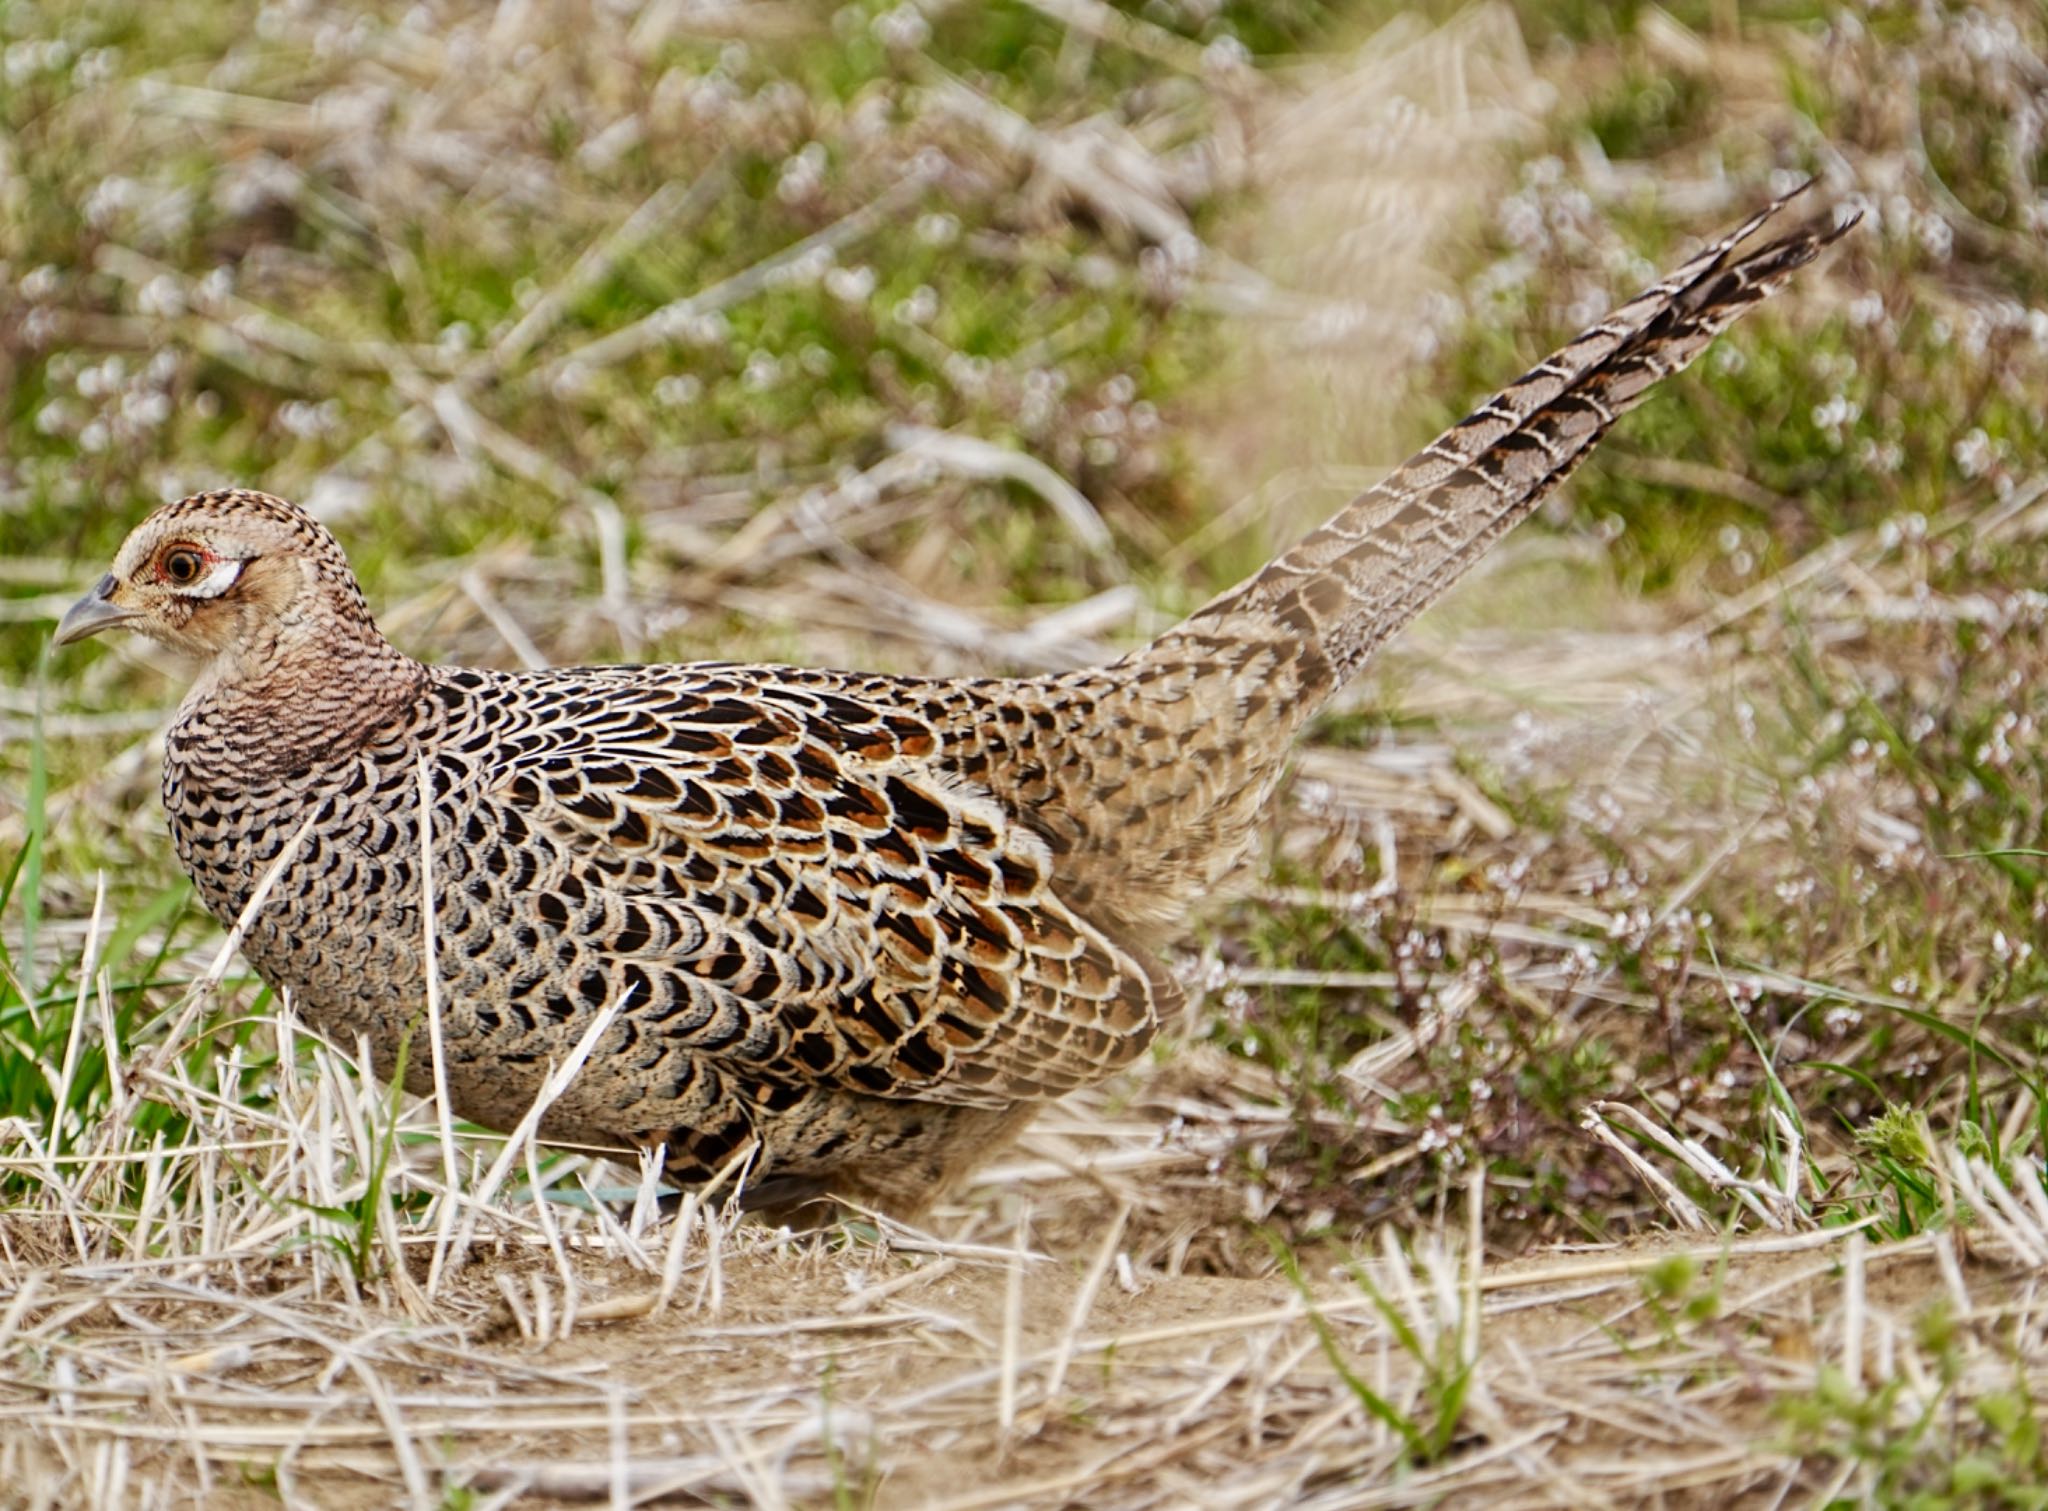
[7,0,2048,1505]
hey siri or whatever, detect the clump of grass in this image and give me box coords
[1780,1360,2048,1509]
[1266,1228,1476,1466]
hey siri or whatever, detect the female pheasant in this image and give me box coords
[57,190,1852,1215]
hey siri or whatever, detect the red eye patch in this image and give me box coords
[155,545,213,587]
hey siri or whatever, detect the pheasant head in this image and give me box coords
[55,488,384,675]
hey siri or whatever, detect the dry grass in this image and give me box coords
[9,0,2048,1505]
[3,1035,2044,1510]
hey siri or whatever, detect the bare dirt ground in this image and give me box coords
[2,1172,2032,1508]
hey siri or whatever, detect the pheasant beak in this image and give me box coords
[53,575,142,646]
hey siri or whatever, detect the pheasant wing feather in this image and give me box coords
[465,668,1163,1108]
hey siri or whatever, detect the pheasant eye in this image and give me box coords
[161,548,205,585]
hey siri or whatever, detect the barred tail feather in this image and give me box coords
[1157,182,1859,699]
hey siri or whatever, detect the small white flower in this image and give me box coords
[872,4,930,49]
[653,374,701,408]
[825,265,876,304]
[892,285,938,326]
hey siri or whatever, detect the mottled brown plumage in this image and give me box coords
[57,190,1852,1215]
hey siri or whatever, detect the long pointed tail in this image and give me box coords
[971,187,1856,932]
[1146,183,1860,702]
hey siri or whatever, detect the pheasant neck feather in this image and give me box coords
[178,581,427,782]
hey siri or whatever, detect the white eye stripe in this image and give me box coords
[186,558,246,598]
